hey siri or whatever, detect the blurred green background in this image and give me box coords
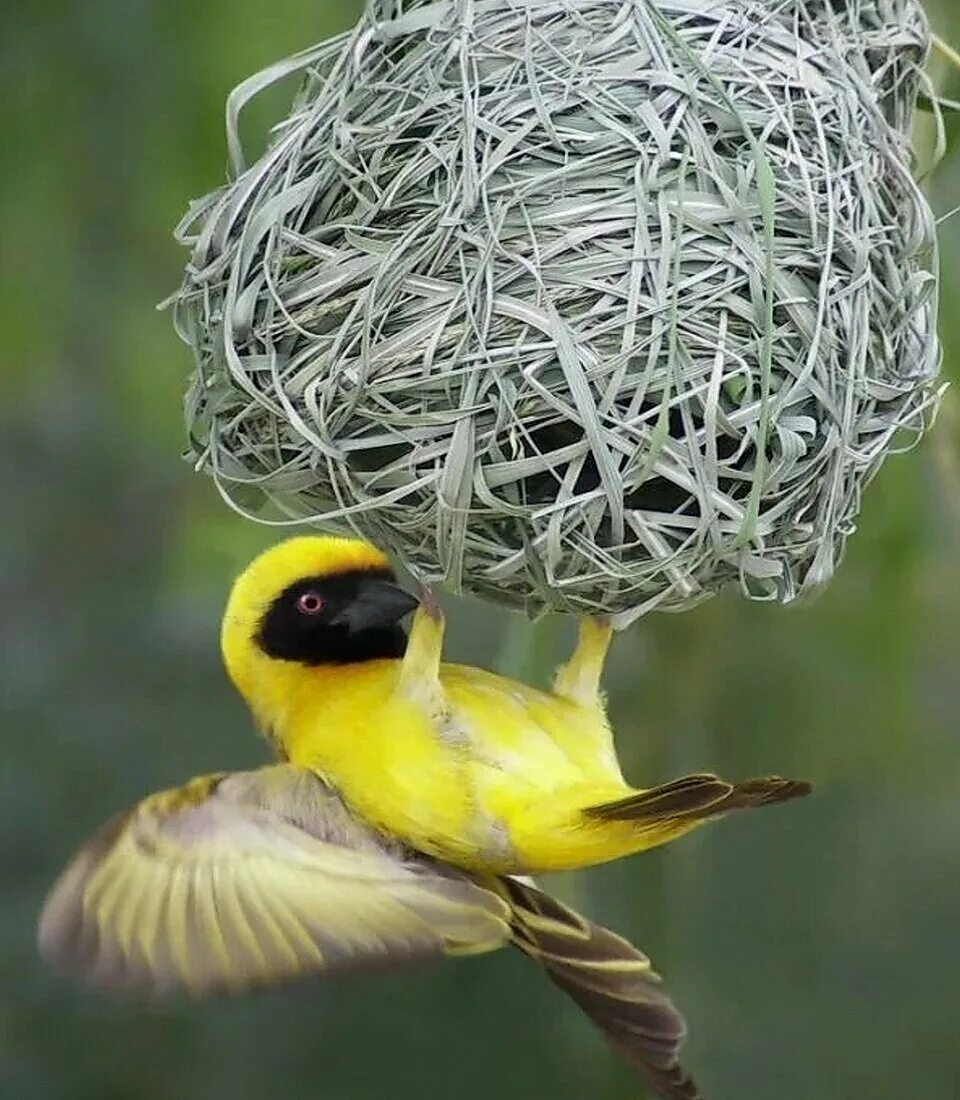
[3,3,960,1098]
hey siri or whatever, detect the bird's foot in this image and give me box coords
[552,616,614,708]
[418,584,444,624]
[398,589,446,705]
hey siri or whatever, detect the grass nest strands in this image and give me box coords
[173,0,941,624]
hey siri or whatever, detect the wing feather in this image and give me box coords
[39,765,511,996]
[505,879,703,1100]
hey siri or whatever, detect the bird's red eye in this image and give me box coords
[296,592,324,615]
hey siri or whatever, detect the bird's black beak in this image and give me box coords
[330,576,420,634]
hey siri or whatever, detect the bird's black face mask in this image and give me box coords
[255,569,419,665]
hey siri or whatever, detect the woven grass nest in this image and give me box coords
[173,0,941,624]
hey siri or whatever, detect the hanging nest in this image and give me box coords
[172,0,941,624]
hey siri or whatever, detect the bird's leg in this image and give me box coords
[552,617,613,709]
[397,585,446,708]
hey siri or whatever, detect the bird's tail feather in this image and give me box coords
[584,774,811,827]
[504,878,703,1100]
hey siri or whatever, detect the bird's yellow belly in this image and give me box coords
[281,661,628,873]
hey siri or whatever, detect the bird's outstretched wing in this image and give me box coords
[504,878,703,1100]
[38,765,511,996]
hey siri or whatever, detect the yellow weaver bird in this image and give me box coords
[219,536,809,874]
[40,535,811,1100]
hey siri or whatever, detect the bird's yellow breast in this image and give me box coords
[273,660,625,871]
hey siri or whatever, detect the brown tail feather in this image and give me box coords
[504,879,704,1100]
[584,774,811,825]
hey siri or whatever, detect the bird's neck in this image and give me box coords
[223,614,407,736]
[228,648,402,755]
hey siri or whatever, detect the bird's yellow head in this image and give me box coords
[221,536,419,708]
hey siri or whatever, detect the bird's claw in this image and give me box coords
[418,584,444,623]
